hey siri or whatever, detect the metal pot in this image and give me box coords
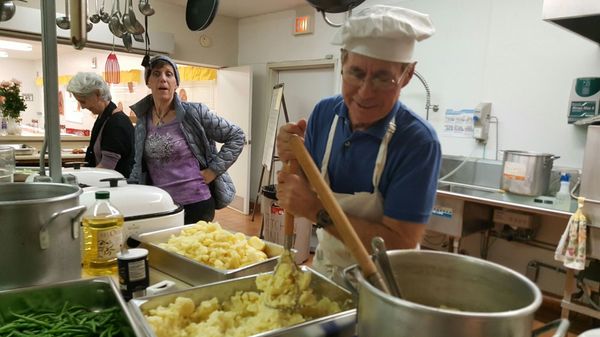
[344,250,569,337]
[501,150,559,196]
[306,0,365,13]
[0,183,86,290]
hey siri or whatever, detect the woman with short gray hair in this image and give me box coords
[67,72,135,177]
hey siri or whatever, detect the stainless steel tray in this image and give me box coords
[135,226,287,285]
[2,143,35,156]
[129,266,356,337]
[0,277,145,337]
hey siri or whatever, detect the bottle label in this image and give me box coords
[97,228,123,259]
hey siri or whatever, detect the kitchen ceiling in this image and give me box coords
[163,0,308,18]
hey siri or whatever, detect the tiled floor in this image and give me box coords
[214,207,588,337]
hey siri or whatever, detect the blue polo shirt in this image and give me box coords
[304,95,441,224]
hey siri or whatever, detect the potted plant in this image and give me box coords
[0,79,27,135]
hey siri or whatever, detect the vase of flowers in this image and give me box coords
[0,79,27,135]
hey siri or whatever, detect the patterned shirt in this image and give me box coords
[144,115,211,205]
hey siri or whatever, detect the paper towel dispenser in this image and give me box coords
[542,0,600,44]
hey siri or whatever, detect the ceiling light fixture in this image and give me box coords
[0,40,32,51]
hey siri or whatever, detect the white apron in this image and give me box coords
[312,114,397,284]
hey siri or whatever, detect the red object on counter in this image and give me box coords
[65,128,91,136]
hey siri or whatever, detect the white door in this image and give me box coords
[270,67,336,175]
[278,68,337,123]
[215,66,252,214]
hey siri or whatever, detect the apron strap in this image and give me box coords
[373,116,396,189]
[320,114,339,180]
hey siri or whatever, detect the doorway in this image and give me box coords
[263,58,339,181]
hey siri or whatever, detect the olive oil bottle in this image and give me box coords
[82,191,124,276]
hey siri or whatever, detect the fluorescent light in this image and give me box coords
[0,40,32,51]
[0,51,8,58]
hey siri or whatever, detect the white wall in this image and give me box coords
[0,58,41,124]
[239,0,596,204]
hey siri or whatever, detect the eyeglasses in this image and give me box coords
[341,68,403,91]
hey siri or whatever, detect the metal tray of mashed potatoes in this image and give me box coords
[134,226,290,286]
[0,277,144,336]
[128,266,357,337]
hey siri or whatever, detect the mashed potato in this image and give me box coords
[144,271,343,337]
[158,221,268,270]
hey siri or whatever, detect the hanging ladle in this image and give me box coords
[89,0,101,23]
[56,0,70,30]
[0,0,16,22]
[138,0,154,16]
[108,0,126,38]
[122,0,144,35]
[288,134,393,295]
[99,0,110,23]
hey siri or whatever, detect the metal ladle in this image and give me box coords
[138,0,154,16]
[0,0,16,22]
[56,0,70,30]
[99,0,110,23]
[123,0,144,35]
[371,237,402,298]
[89,0,101,23]
[108,0,126,38]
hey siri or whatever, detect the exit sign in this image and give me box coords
[294,15,313,35]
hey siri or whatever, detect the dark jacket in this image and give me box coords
[85,102,135,178]
[128,94,245,209]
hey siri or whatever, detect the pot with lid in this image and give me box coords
[501,150,559,196]
[79,178,184,244]
[0,183,86,290]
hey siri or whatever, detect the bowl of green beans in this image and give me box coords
[0,277,144,337]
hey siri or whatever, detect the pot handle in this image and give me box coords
[531,318,570,337]
[39,205,87,250]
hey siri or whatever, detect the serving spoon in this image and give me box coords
[56,0,70,30]
[0,0,16,22]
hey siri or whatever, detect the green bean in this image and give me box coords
[0,302,130,337]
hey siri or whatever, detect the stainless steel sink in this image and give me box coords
[438,155,502,190]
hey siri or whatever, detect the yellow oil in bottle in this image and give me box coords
[81,191,124,276]
[82,216,124,275]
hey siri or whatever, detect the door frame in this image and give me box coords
[260,58,340,183]
[266,58,341,113]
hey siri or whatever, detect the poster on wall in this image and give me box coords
[443,108,474,138]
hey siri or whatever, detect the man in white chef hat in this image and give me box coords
[276,5,442,284]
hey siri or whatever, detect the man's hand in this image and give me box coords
[276,166,322,221]
[276,120,307,162]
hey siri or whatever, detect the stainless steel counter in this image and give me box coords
[436,186,574,219]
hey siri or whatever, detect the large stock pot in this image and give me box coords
[0,183,85,290]
[344,250,569,337]
[501,150,559,196]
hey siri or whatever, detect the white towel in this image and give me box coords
[555,197,587,270]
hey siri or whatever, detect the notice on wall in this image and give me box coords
[443,109,474,138]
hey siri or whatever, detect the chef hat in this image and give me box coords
[332,5,435,63]
[144,55,180,86]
